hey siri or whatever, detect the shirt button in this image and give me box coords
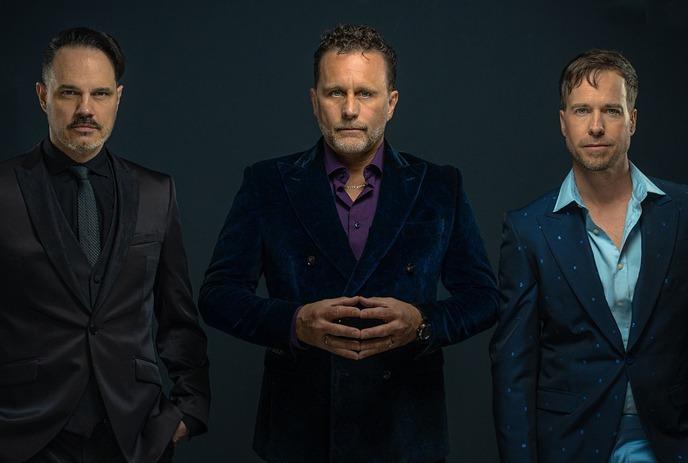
[306,255,316,267]
[616,301,624,307]
[592,228,600,235]
[89,324,99,335]
[405,263,415,274]
[617,263,624,270]
[353,221,361,229]
[382,370,392,380]
[93,274,101,284]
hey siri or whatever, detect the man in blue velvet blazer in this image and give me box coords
[199,25,499,462]
[491,50,688,462]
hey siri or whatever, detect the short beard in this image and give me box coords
[568,141,625,173]
[321,124,384,159]
[56,126,111,156]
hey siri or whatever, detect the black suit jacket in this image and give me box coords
[199,140,499,463]
[0,145,210,463]
[491,178,688,462]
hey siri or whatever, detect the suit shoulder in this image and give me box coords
[652,177,688,203]
[505,188,560,225]
[0,152,32,173]
[117,156,172,184]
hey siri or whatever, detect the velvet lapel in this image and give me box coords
[627,194,678,351]
[278,142,357,280]
[92,152,139,313]
[14,147,91,312]
[344,144,425,295]
[538,206,625,354]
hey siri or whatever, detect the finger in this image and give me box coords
[329,347,360,361]
[323,321,361,339]
[360,335,395,350]
[358,296,389,307]
[325,335,361,351]
[360,322,397,339]
[326,305,361,321]
[360,306,394,320]
[358,345,388,360]
[329,296,361,306]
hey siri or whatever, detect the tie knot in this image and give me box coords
[69,165,90,181]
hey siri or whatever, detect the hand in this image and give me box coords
[358,297,423,360]
[171,420,188,447]
[296,296,362,360]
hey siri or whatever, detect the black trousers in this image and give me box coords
[26,422,174,463]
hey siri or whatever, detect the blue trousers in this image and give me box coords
[609,415,657,463]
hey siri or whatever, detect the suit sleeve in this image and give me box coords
[154,178,210,435]
[416,168,499,352]
[198,166,302,350]
[489,213,540,463]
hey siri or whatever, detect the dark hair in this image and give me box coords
[313,24,397,90]
[42,27,125,83]
[559,49,638,110]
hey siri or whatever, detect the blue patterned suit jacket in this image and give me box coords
[491,177,688,463]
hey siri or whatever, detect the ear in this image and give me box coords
[36,82,48,113]
[309,87,318,116]
[386,90,399,121]
[116,84,124,108]
[559,109,567,138]
[629,107,637,135]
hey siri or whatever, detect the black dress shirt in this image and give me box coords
[42,140,114,245]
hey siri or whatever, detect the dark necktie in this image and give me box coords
[69,165,100,266]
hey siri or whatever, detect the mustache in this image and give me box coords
[68,116,101,130]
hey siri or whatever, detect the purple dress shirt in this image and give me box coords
[323,141,384,260]
[290,141,385,348]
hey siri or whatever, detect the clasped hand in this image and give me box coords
[295,296,423,360]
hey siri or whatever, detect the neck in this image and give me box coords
[572,156,632,207]
[329,140,382,177]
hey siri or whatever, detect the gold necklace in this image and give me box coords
[343,183,367,190]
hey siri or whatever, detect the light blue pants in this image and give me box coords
[609,415,658,463]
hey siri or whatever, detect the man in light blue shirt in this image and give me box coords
[492,49,688,463]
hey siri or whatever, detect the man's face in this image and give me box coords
[559,70,636,172]
[310,50,398,159]
[36,46,123,160]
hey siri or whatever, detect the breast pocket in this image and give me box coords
[536,388,579,414]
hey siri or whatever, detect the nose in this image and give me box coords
[588,110,604,137]
[341,93,359,120]
[75,94,94,116]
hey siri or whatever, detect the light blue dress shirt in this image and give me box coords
[553,163,664,462]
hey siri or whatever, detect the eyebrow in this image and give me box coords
[56,84,114,93]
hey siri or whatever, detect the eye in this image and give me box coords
[329,89,345,97]
[60,89,78,97]
[573,107,589,115]
[606,108,622,116]
[358,90,373,98]
[93,91,110,98]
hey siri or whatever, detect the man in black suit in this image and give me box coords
[0,28,210,463]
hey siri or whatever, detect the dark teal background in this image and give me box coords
[2,1,687,461]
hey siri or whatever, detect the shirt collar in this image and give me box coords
[323,140,385,178]
[553,162,666,213]
[42,139,111,178]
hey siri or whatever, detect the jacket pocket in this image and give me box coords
[536,388,579,414]
[134,358,162,386]
[0,358,39,386]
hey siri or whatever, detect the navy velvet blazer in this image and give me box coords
[490,177,688,463]
[199,140,498,463]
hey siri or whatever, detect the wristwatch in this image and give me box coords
[416,317,432,343]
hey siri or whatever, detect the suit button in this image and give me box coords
[382,370,392,380]
[89,324,99,335]
[306,255,316,267]
[625,355,634,365]
[405,263,415,274]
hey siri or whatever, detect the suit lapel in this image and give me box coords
[14,147,91,312]
[93,152,139,312]
[538,207,625,354]
[279,142,357,280]
[345,145,425,295]
[627,194,678,351]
